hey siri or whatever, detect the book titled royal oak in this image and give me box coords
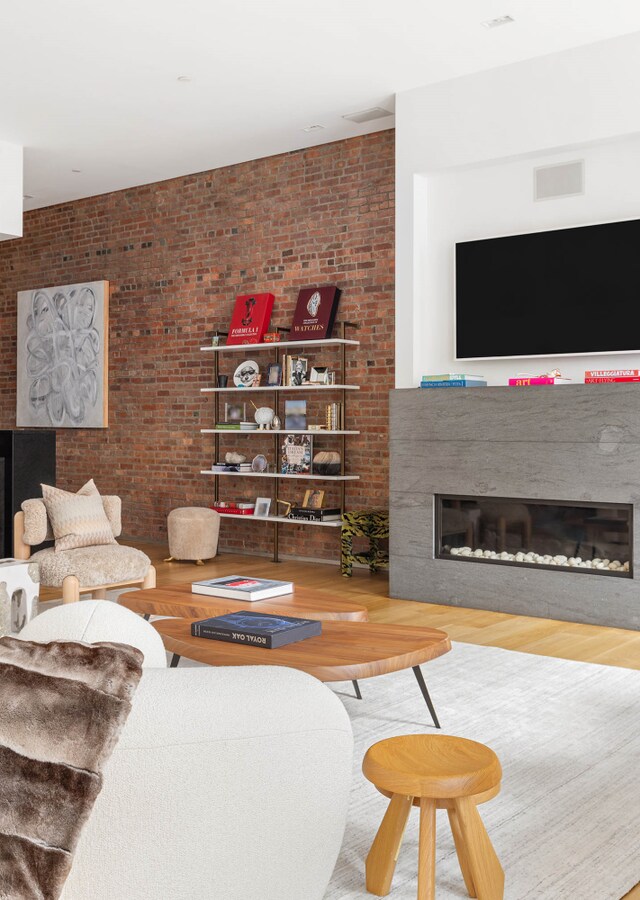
[226,293,275,345]
[191,611,322,649]
[288,286,341,341]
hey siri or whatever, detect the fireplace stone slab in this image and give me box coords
[389,383,640,629]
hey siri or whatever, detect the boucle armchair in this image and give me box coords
[13,497,156,604]
[19,602,353,900]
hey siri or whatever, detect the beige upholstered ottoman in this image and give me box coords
[166,507,220,565]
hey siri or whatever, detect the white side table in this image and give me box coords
[0,558,40,636]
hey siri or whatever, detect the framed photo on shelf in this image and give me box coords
[267,363,282,386]
[302,489,325,509]
[310,366,329,384]
[225,402,246,423]
[288,356,308,386]
[284,399,307,430]
[254,497,272,517]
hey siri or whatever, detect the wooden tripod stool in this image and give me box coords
[362,735,504,900]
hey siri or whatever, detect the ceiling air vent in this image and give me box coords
[342,107,394,124]
[534,160,585,201]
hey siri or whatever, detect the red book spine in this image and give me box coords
[508,378,555,385]
[585,370,640,378]
[584,377,640,383]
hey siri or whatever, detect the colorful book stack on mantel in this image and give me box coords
[420,374,487,388]
[584,370,640,383]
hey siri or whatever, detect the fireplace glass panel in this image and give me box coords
[436,495,632,576]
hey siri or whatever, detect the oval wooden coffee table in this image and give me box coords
[119,582,368,623]
[153,618,451,728]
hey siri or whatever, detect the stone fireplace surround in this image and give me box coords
[389,383,640,630]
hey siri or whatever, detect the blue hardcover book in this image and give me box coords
[419,379,487,388]
[191,611,322,649]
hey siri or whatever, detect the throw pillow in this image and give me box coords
[41,479,116,553]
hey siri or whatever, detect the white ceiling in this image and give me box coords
[4,0,640,210]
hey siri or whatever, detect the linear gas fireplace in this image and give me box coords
[436,495,632,577]
[390,383,640,629]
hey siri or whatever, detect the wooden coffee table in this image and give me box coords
[119,582,368,622]
[153,618,451,728]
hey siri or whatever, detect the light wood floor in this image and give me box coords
[57,543,640,898]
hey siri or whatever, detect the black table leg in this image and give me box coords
[352,680,363,700]
[412,665,441,729]
[143,613,151,621]
[170,654,181,668]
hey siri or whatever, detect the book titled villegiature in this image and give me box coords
[191,611,322,649]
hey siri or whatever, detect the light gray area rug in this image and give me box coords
[325,641,640,900]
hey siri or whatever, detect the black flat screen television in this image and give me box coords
[455,218,640,359]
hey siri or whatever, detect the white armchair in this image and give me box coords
[19,603,353,900]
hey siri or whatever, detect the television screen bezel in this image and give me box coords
[453,216,640,361]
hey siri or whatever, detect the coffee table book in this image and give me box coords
[191,611,322,649]
[191,576,294,601]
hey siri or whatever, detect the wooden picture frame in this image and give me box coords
[302,489,325,509]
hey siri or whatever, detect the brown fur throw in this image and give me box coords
[0,636,143,900]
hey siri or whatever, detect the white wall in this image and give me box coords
[0,139,23,241]
[420,138,640,385]
[396,30,640,386]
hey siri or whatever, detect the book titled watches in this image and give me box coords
[191,611,321,648]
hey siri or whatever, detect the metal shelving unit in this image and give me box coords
[201,322,360,561]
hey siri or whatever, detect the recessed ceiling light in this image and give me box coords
[71,168,82,174]
[177,75,193,82]
[481,14,515,28]
[302,124,325,133]
[23,194,34,200]
[342,107,394,125]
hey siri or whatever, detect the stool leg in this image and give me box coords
[452,796,504,900]
[352,680,363,700]
[417,798,436,900]
[365,793,413,896]
[448,807,477,898]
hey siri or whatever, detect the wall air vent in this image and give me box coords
[342,107,394,124]
[534,160,585,201]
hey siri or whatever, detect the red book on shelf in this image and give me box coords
[288,286,341,341]
[226,293,275,345]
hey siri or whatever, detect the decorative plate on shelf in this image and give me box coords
[233,360,260,387]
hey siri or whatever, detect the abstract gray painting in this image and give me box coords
[16,280,109,428]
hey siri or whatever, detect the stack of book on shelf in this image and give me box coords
[212,461,253,473]
[420,374,487,388]
[584,369,640,383]
[326,401,344,429]
[215,422,241,430]
[192,576,294,601]
[288,506,342,522]
[508,374,571,386]
[191,611,322,649]
[211,502,256,515]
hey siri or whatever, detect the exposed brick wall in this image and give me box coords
[0,130,395,560]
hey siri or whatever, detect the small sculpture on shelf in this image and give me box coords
[254,406,275,430]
